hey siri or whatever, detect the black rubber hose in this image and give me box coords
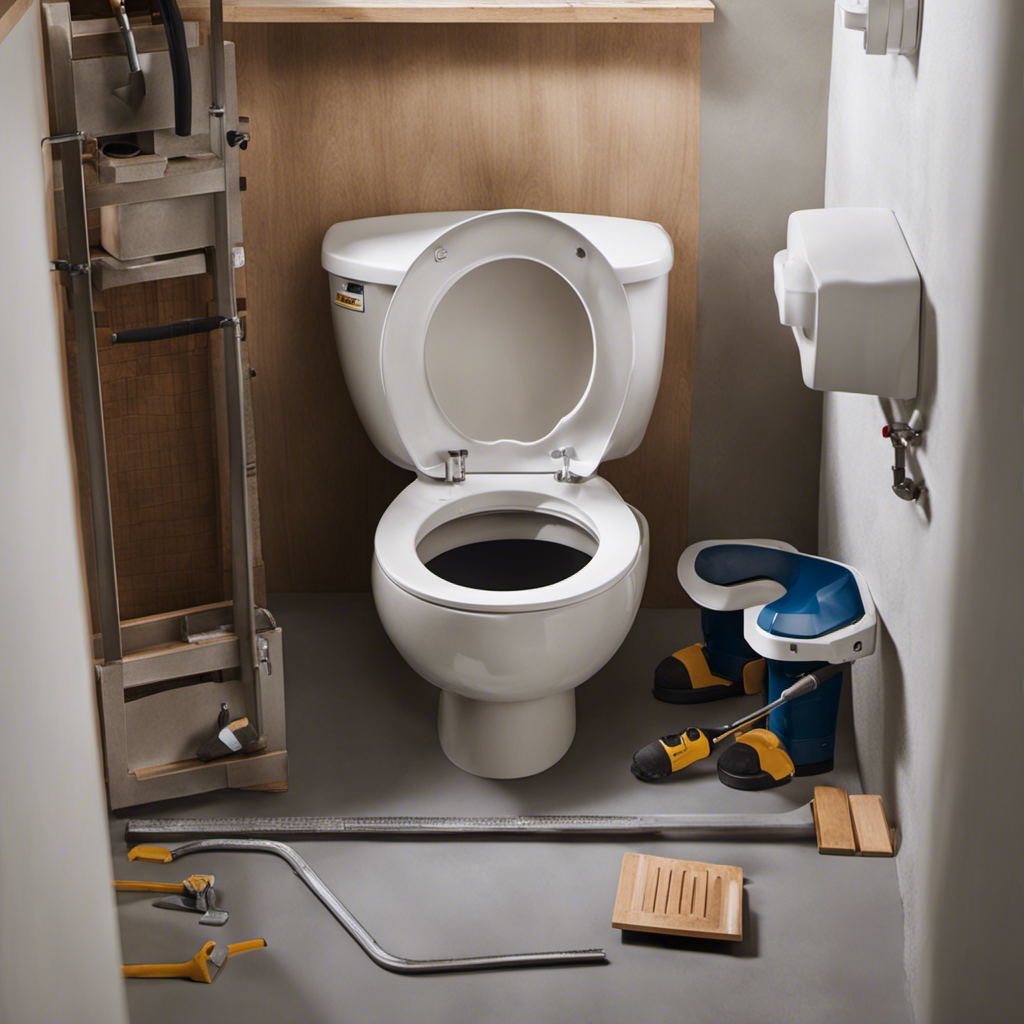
[112,316,228,345]
[155,0,191,136]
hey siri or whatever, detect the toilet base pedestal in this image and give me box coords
[438,690,576,778]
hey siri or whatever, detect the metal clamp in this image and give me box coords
[445,449,468,483]
[883,422,924,501]
[257,635,272,676]
[50,259,89,276]
[41,130,86,148]
[551,447,582,483]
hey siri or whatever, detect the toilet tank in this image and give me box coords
[321,210,673,471]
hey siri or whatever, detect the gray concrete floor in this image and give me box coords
[109,594,911,1024]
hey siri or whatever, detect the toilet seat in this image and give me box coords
[381,210,635,479]
[374,474,642,613]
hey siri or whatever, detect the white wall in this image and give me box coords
[689,0,834,550]
[820,3,1024,1021]
[0,8,128,1023]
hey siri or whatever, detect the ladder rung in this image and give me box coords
[122,634,240,690]
[84,157,226,210]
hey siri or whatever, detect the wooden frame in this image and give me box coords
[97,603,287,809]
[45,1,287,809]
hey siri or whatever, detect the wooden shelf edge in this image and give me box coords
[132,748,281,782]
[90,248,209,290]
[178,0,715,25]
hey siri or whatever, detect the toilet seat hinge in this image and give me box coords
[445,449,468,483]
[551,447,583,483]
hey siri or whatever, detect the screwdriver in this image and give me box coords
[630,665,842,782]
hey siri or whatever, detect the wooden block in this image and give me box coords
[612,854,743,941]
[813,786,858,856]
[849,794,894,857]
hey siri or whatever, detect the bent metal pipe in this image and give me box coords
[136,838,606,974]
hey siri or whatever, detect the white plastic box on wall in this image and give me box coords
[836,0,922,56]
[773,207,921,399]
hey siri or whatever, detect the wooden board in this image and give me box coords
[64,273,226,623]
[813,785,858,856]
[131,748,286,787]
[180,0,715,25]
[612,853,743,940]
[226,22,701,604]
[124,674,251,771]
[99,626,287,808]
[849,794,894,857]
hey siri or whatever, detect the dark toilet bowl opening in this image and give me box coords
[418,511,597,592]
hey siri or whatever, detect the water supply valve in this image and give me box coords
[883,420,924,501]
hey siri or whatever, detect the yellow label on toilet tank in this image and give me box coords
[334,281,365,312]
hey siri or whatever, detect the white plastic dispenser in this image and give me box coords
[836,0,921,56]
[773,208,921,399]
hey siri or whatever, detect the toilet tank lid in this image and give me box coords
[321,210,673,286]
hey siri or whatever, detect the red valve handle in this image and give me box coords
[882,425,891,438]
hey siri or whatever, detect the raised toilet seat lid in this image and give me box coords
[381,210,635,479]
[374,474,642,613]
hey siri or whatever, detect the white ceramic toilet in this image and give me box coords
[322,210,672,778]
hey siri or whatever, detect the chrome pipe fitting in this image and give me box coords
[883,422,924,501]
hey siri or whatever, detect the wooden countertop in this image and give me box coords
[178,0,715,24]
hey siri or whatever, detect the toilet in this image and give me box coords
[322,210,673,778]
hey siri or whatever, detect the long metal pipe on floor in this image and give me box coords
[126,802,817,841]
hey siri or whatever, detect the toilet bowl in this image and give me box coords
[372,474,650,776]
[322,209,673,777]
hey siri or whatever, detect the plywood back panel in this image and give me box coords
[66,274,226,623]
[227,23,699,605]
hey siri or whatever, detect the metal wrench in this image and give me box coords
[114,874,228,926]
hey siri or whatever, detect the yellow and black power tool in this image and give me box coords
[631,669,832,789]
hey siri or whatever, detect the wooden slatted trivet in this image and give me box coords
[612,854,743,941]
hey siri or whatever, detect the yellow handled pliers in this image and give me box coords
[123,938,267,983]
